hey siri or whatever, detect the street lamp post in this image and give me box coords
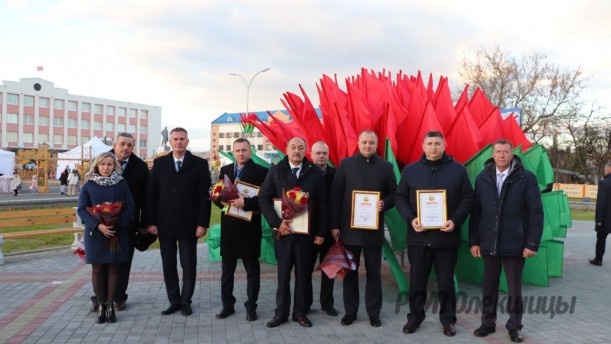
[229,67,270,116]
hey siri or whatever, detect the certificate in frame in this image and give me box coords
[273,199,310,235]
[416,189,447,229]
[350,190,381,230]
[226,180,260,222]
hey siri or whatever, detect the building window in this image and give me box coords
[53,134,63,144]
[234,132,240,138]
[81,119,90,129]
[39,116,49,126]
[24,95,35,106]
[257,145,263,151]
[129,109,137,118]
[39,133,49,144]
[23,114,34,125]
[54,99,64,110]
[141,110,148,119]
[219,133,225,138]
[106,106,115,115]
[53,117,64,127]
[118,107,126,116]
[140,125,147,134]
[128,124,136,132]
[118,123,125,132]
[7,94,19,105]
[94,121,102,130]
[39,97,50,108]
[67,135,77,145]
[81,136,90,144]
[106,122,114,131]
[225,145,231,151]
[23,133,34,143]
[94,104,103,114]
[266,144,272,150]
[7,131,18,142]
[7,113,18,124]
[82,102,91,112]
[68,101,78,111]
[258,132,263,137]
[139,140,147,148]
[67,118,77,128]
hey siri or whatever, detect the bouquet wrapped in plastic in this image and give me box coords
[319,239,357,279]
[280,187,308,220]
[86,201,122,253]
[209,175,239,203]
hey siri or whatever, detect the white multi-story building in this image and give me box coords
[0,78,161,158]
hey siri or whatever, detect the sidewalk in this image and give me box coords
[0,220,607,343]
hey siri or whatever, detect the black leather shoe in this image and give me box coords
[509,329,523,343]
[161,304,181,315]
[474,325,496,337]
[589,259,603,266]
[369,315,381,327]
[293,315,312,327]
[246,310,258,321]
[266,316,288,328]
[215,307,235,319]
[443,323,456,337]
[105,301,116,323]
[321,306,338,316]
[96,302,106,324]
[402,322,419,334]
[181,304,193,316]
[341,314,357,326]
[114,300,126,311]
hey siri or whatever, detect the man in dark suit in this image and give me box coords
[469,139,543,343]
[395,131,473,337]
[330,130,397,328]
[146,127,211,316]
[258,137,327,328]
[590,162,611,266]
[89,133,149,312]
[213,138,268,321]
[307,141,338,316]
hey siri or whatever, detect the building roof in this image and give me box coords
[211,109,322,125]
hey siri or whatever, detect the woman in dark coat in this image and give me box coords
[78,152,135,324]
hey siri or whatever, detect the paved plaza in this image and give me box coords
[0,219,608,343]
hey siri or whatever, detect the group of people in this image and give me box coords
[59,166,81,195]
[77,127,548,344]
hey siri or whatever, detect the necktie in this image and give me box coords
[291,167,299,179]
[121,161,127,172]
[176,160,182,172]
[497,173,505,197]
[235,167,243,181]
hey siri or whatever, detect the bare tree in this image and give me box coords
[459,46,587,144]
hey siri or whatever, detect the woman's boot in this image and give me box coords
[106,301,116,323]
[96,302,107,324]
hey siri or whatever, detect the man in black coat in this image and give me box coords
[590,162,611,266]
[213,138,268,321]
[308,141,338,316]
[89,133,149,312]
[469,139,543,343]
[258,137,327,328]
[395,131,473,337]
[146,127,211,316]
[330,130,397,328]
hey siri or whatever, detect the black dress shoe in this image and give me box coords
[402,322,419,334]
[105,301,116,323]
[266,316,288,328]
[443,323,456,337]
[509,329,523,343]
[246,310,258,321]
[321,306,338,316]
[474,325,496,337]
[589,259,603,266]
[369,315,381,327]
[341,314,357,326]
[215,307,235,319]
[161,304,181,315]
[114,300,126,311]
[293,315,312,327]
[181,304,193,316]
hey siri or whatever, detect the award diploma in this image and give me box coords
[350,191,380,230]
[417,190,447,229]
[227,181,260,222]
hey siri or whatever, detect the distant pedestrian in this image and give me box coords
[11,171,22,196]
[589,162,611,266]
[68,170,80,196]
[59,166,69,195]
[31,175,38,194]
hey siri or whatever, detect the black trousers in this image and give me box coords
[595,231,609,261]
[407,245,458,325]
[481,255,525,330]
[307,239,335,310]
[274,238,314,319]
[116,235,136,303]
[343,245,382,318]
[159,237,198,306]
[221,256,260,311]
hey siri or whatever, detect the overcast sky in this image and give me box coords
[1,0,609,151]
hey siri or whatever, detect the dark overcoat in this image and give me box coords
[595,174,611,234]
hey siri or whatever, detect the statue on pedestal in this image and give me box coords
[161,126,169,148]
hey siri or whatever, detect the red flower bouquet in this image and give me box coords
[281,187,309,220]
[319,239,357,279]
[73,238,86,262]
[209,175,239,202]
[86,201,123,253]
